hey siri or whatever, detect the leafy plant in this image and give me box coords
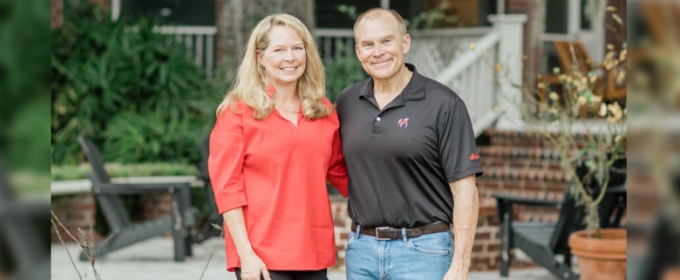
[323,44,367,102]
[336,5,358,20]
[0,0,51,180]
[409,5,457,30]
[51,1,217,165]
[516,8,628,238]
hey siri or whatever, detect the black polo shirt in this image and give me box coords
[336,63,484,228]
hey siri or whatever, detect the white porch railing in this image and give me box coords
[406,27,491,79]
[314,27,491,78]
[154,25,218,78]
[434,15,528,136]
[434,30,502,137]
[314,28,355,63]
[315,18,526,137]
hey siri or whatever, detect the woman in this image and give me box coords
[208,13,348,280]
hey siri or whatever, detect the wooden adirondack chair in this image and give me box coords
[193,135,224,244]
[0,160,50,280]
[76,136,199,262]
[539,41,627,116]
[493,183,627,279]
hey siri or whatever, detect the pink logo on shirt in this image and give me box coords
[398,118,410,128]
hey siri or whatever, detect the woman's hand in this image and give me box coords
[239,252,271,280]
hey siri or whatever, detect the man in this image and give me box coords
[335,8,483,280]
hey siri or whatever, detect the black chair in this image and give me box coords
[0,160,50,280]
[632,173,680,280]
[193,135,224,244]
[493,183,627,280]
[77,135,199,261]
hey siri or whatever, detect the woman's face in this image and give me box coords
[257,25,307,87]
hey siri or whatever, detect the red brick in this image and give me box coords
[76,204,95,211]
[525,182,543,191]
[488,218,500,226]
[473,244,484,253]
[488,244,501,252]
[503,181,521,191]
[500,147,511,157]
[479,179,499,191]
[536,170,546,180]
[545,171,555,181]
[472,257,490,266]
[527,170,537,180]
[334,219,346,227]
[475,232,491,240]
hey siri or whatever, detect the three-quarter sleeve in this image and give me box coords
[327,127,348,197]
[437,100,484,183]
[209,105,248,214]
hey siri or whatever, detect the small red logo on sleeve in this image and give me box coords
[469,153,480,160]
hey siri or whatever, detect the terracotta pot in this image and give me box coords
[663,266,680,280]
[568,228,627,280]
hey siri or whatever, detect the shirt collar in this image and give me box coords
[359,63,426,103]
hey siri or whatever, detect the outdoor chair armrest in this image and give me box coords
[492,192,561,208]
[92,182,191,195]
[196,174,210,183]
[0,200,51,218]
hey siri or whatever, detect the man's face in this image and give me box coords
[354,15,410,81]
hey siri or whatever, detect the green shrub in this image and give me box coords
[323,45,367,102]
[51,2,218,165]
[0,0,51,177]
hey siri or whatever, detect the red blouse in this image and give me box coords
[208,98,348,272]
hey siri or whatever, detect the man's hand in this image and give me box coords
[239,252,271,280]
[443,266,468,280]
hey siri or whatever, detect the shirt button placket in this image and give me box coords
[373,115,382,134]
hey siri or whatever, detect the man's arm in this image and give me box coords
[444,174,479,280]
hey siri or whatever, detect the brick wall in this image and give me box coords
[477,129,570,199]
[51,194,99,243]
[50,193,174,243]
[140,193,172,221]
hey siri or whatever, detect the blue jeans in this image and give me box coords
[345,226,454,280]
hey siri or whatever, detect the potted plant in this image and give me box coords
[516,17,628,280]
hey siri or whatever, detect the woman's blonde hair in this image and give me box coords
[216,13,331,120]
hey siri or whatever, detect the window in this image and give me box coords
[580,0,593,30]
[544,0,569,34]
[315,0,382,28]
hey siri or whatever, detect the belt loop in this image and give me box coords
[401,227,407,242]
[355,224,361,239]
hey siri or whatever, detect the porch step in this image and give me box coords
[478,146,562,161]
[481,166,571,183]
[477,129,572,206]
[484,128,592,148]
